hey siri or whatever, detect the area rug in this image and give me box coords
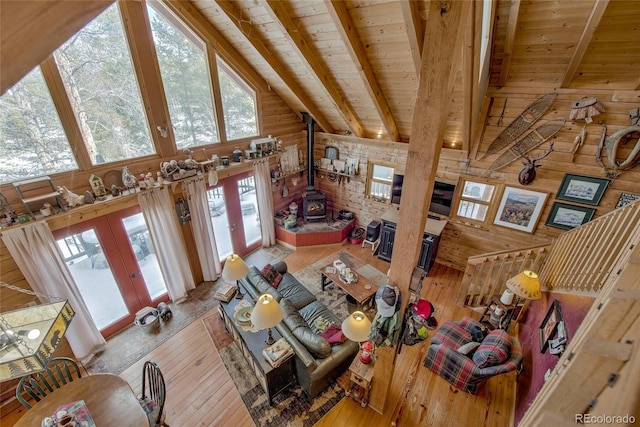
[293,251,388,320]
[83,244,293,374]
[202,313,349,427]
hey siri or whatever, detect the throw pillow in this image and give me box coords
[472,329,511,368]
[319,323,346,345]
[457,341,480,357]
[261,264,283,288]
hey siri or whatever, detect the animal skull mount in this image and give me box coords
[518,142,554,185]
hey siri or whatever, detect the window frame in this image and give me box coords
[365,161,395,204]
[450,175,503,230]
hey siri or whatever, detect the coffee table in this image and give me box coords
[320,252,378,306]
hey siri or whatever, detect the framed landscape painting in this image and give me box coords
[493,186,548,233]
[556,174,610,206]
[545,202,595,230]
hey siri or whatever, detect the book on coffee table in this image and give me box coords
[213,282,237,302]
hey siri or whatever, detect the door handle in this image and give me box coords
[130,273,141,278]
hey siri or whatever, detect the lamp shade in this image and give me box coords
[341,311,372,343]
[0,300,75,381]
[506,270,542,300]
[222,254,249,281]
[250,294,284,329]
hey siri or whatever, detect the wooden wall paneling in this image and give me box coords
[498,0,521,87]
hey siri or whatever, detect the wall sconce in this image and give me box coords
[156,126,168,138]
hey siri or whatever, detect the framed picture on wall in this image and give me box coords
[545,202,595,230]
[556,174,610,206]
[493,186,548,233]
[539,300,562,354]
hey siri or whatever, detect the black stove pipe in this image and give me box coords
[302,112,315,191]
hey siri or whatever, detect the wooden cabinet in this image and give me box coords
[344,356,374,407]
[377,215,442,275]
[378,220,396,262]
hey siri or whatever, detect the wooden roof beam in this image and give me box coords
[400,0,425,77]
[498,0,520,88]
[264,0,363,138]
[325,0,400,141]
[212,0,333,134]
[560,0,610,88]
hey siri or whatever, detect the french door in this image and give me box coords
[54,206,168,338]
[207,171,261,260]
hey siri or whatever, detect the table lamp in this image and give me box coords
[250,294,284,345]
[0,282,75,381]
[342,311,373,363]
[222,254,249,299]
[506,270,542,302]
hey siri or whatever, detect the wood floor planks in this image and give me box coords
[3,242,516,426]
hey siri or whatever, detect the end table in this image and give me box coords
[344,355,374,407]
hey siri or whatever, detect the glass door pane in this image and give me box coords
[237,176,260,247]
[121,213,167,299]
[207,187,233,260]
[56,229,129,330]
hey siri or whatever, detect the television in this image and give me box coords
[391,176,456,217]
[391,174,404,204]
[430,180,456,216]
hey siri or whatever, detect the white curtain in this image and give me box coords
[183,177,221,281]
[137,187,195,301]
[1,222,106,359]
[253,159,276,247]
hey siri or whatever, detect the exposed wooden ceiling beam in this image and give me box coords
[561,0,610,88]
[212,0,333,133]
[1,0,114,95]
[498,0,520,87]
[400,0,425,76]
[264,0,363,137]
[325,0,399,141]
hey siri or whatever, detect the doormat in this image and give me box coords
[202,313,349,427]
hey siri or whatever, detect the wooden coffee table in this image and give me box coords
[320,252,378,306]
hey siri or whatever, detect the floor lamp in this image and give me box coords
[222,254,249,299]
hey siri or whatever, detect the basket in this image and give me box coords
[134,306,160,333]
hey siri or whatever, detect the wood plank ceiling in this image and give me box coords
[1,1,639,146]
[189,0,640,146]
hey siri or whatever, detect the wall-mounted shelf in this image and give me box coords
[271,167,306,183]
[314,167,357,183]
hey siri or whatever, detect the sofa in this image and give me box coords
[239,261,358,397]
[423,316,523,394]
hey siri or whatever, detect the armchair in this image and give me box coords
[424,316,522,394]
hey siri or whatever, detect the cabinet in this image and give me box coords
[378,220,396,261]
[344,356,374,407]
[377,218,441,274]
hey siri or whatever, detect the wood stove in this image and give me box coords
[303,190,326,222]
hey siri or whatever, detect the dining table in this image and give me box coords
[14,373,149,427]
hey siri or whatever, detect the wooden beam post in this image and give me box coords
[368,0,471,413]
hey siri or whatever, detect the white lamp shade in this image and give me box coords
[222,254,249,281]
[500,289,515,305]
[250,294,284,329]
[341,311,372,343]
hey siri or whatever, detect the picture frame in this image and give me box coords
[615,192,640,209]
[545,202,595,230]
[493,186,548,233]
[556,174,610,206]
[539,300,562,353]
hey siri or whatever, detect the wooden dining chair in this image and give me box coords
[16,357,83,409]
[139,360,168,426]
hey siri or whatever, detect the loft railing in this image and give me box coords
[459,199,640,308]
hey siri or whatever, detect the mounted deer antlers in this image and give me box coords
[518,142,554,185]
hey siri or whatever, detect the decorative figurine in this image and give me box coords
[122,167,137,193]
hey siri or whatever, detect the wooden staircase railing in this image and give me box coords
[457,244,550,308]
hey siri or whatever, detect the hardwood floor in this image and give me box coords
[4,242,516,426]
